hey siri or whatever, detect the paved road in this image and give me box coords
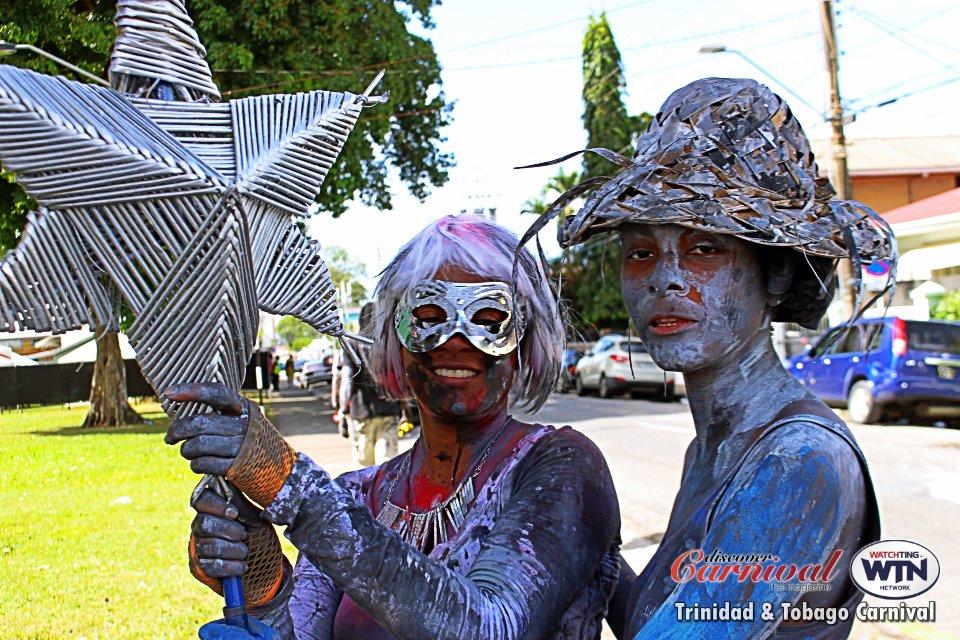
[270,385,959,639]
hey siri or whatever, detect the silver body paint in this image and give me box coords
[395,280,526,357]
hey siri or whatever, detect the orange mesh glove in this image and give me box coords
[189,482,285,606]
[165,383,297,508]
[226,400,297,507]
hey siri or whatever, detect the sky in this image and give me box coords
[308,0,960,293]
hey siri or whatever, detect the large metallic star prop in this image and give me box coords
[0,0,385,417]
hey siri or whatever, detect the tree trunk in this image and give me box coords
[83,331,142,428]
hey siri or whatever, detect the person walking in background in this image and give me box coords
[284,355,295,389]
[271,355,282,393]
[338,302,401,466]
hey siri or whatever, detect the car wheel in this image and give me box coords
[847,380,882,424]
[575,375,587,396]
[599,375,612,399]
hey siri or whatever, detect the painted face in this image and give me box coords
[398,268,517,420]
[619,224,770,373]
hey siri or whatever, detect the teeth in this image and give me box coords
[435,368,478,378]
[655,318,686,327]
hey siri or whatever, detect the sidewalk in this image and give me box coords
[265,384,415,479]
[263,385,356,479]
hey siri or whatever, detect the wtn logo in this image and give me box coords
[861,558,927,583]
[851,541,939,600]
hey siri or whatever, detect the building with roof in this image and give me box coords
[856,187,960,320]
[811,136,960,214]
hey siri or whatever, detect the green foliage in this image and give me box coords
[189,0,454,216]
[0,169,32,256]
[581,13,652,179]
[932,291,960,321]
[276,315,319,352]
[558,236,629,334]
[0,0,454,251]
[324,245,368,305]
[0,0,114,254]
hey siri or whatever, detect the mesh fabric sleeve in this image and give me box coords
[262,427,620,640]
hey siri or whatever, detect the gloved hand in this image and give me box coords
[164,382,297,507]
[198,615,280,639]
[189,481,285,607]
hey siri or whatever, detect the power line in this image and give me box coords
[842,4,960,57]
[847,7,960,73]
[440,0,656,55]
[852,74,960,115]
[620,10,808,52]
[220,9,814,96]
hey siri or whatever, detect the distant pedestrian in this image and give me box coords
[284,355,295,387]
[338,302,400,466]
[271,356,281,392]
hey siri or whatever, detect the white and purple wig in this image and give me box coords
[370,214,563,412]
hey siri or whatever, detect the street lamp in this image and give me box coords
[698,44,824,118]
[0,41,109,86]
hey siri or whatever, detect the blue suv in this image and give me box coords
[787,318,960,425]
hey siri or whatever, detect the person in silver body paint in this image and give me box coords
[539,77,894,639]
[164,214,621,639]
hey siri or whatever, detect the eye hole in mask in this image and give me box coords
[413,305,508,332]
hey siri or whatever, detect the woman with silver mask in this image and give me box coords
[164,214,621,639]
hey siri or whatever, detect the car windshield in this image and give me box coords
[907,321,960,354]
[622,342,648,353]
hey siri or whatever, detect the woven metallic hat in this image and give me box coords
[557,77,895,266]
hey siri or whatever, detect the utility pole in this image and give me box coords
[821,0,857,318]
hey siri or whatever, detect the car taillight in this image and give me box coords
[567,364,576,374]
[892,317,907,357]
[610,354,629,363]
[324,355,333,366]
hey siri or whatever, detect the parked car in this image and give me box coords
[296,352,334,389]
[574,335,676,400]
[557,347,584,392]
[787,317,960,425]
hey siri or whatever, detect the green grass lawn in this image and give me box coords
[0,400,290,639]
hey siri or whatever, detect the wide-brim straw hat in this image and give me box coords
[556,77,895,267]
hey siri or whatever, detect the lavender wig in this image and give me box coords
[370,214,563,412]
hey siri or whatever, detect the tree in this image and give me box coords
[0,0,453,222]
[582,13,640,180]
[0,1,451,424]
[932,291,960,321]
[276,316,320,353]
[324,245,368,307]
[556,13,654,333]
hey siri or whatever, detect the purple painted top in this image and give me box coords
[255,424,620,639]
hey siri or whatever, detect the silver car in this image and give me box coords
[574,335,676,400]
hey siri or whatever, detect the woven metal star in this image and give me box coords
[0,0,384,417]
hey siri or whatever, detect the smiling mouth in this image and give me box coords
[434,368,479,379]
[649,316,694,335]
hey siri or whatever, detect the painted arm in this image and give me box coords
[263,427,620,640]
[255,552,343,640]
[633,423,867,640]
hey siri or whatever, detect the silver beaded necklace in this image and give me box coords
[375,415,513,552]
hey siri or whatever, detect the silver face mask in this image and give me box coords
[395,280,526,356]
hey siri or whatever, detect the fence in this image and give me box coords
[0,353,269,409]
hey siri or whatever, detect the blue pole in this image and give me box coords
[222,576,250,629]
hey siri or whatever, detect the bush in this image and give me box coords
[932,290,960,321]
